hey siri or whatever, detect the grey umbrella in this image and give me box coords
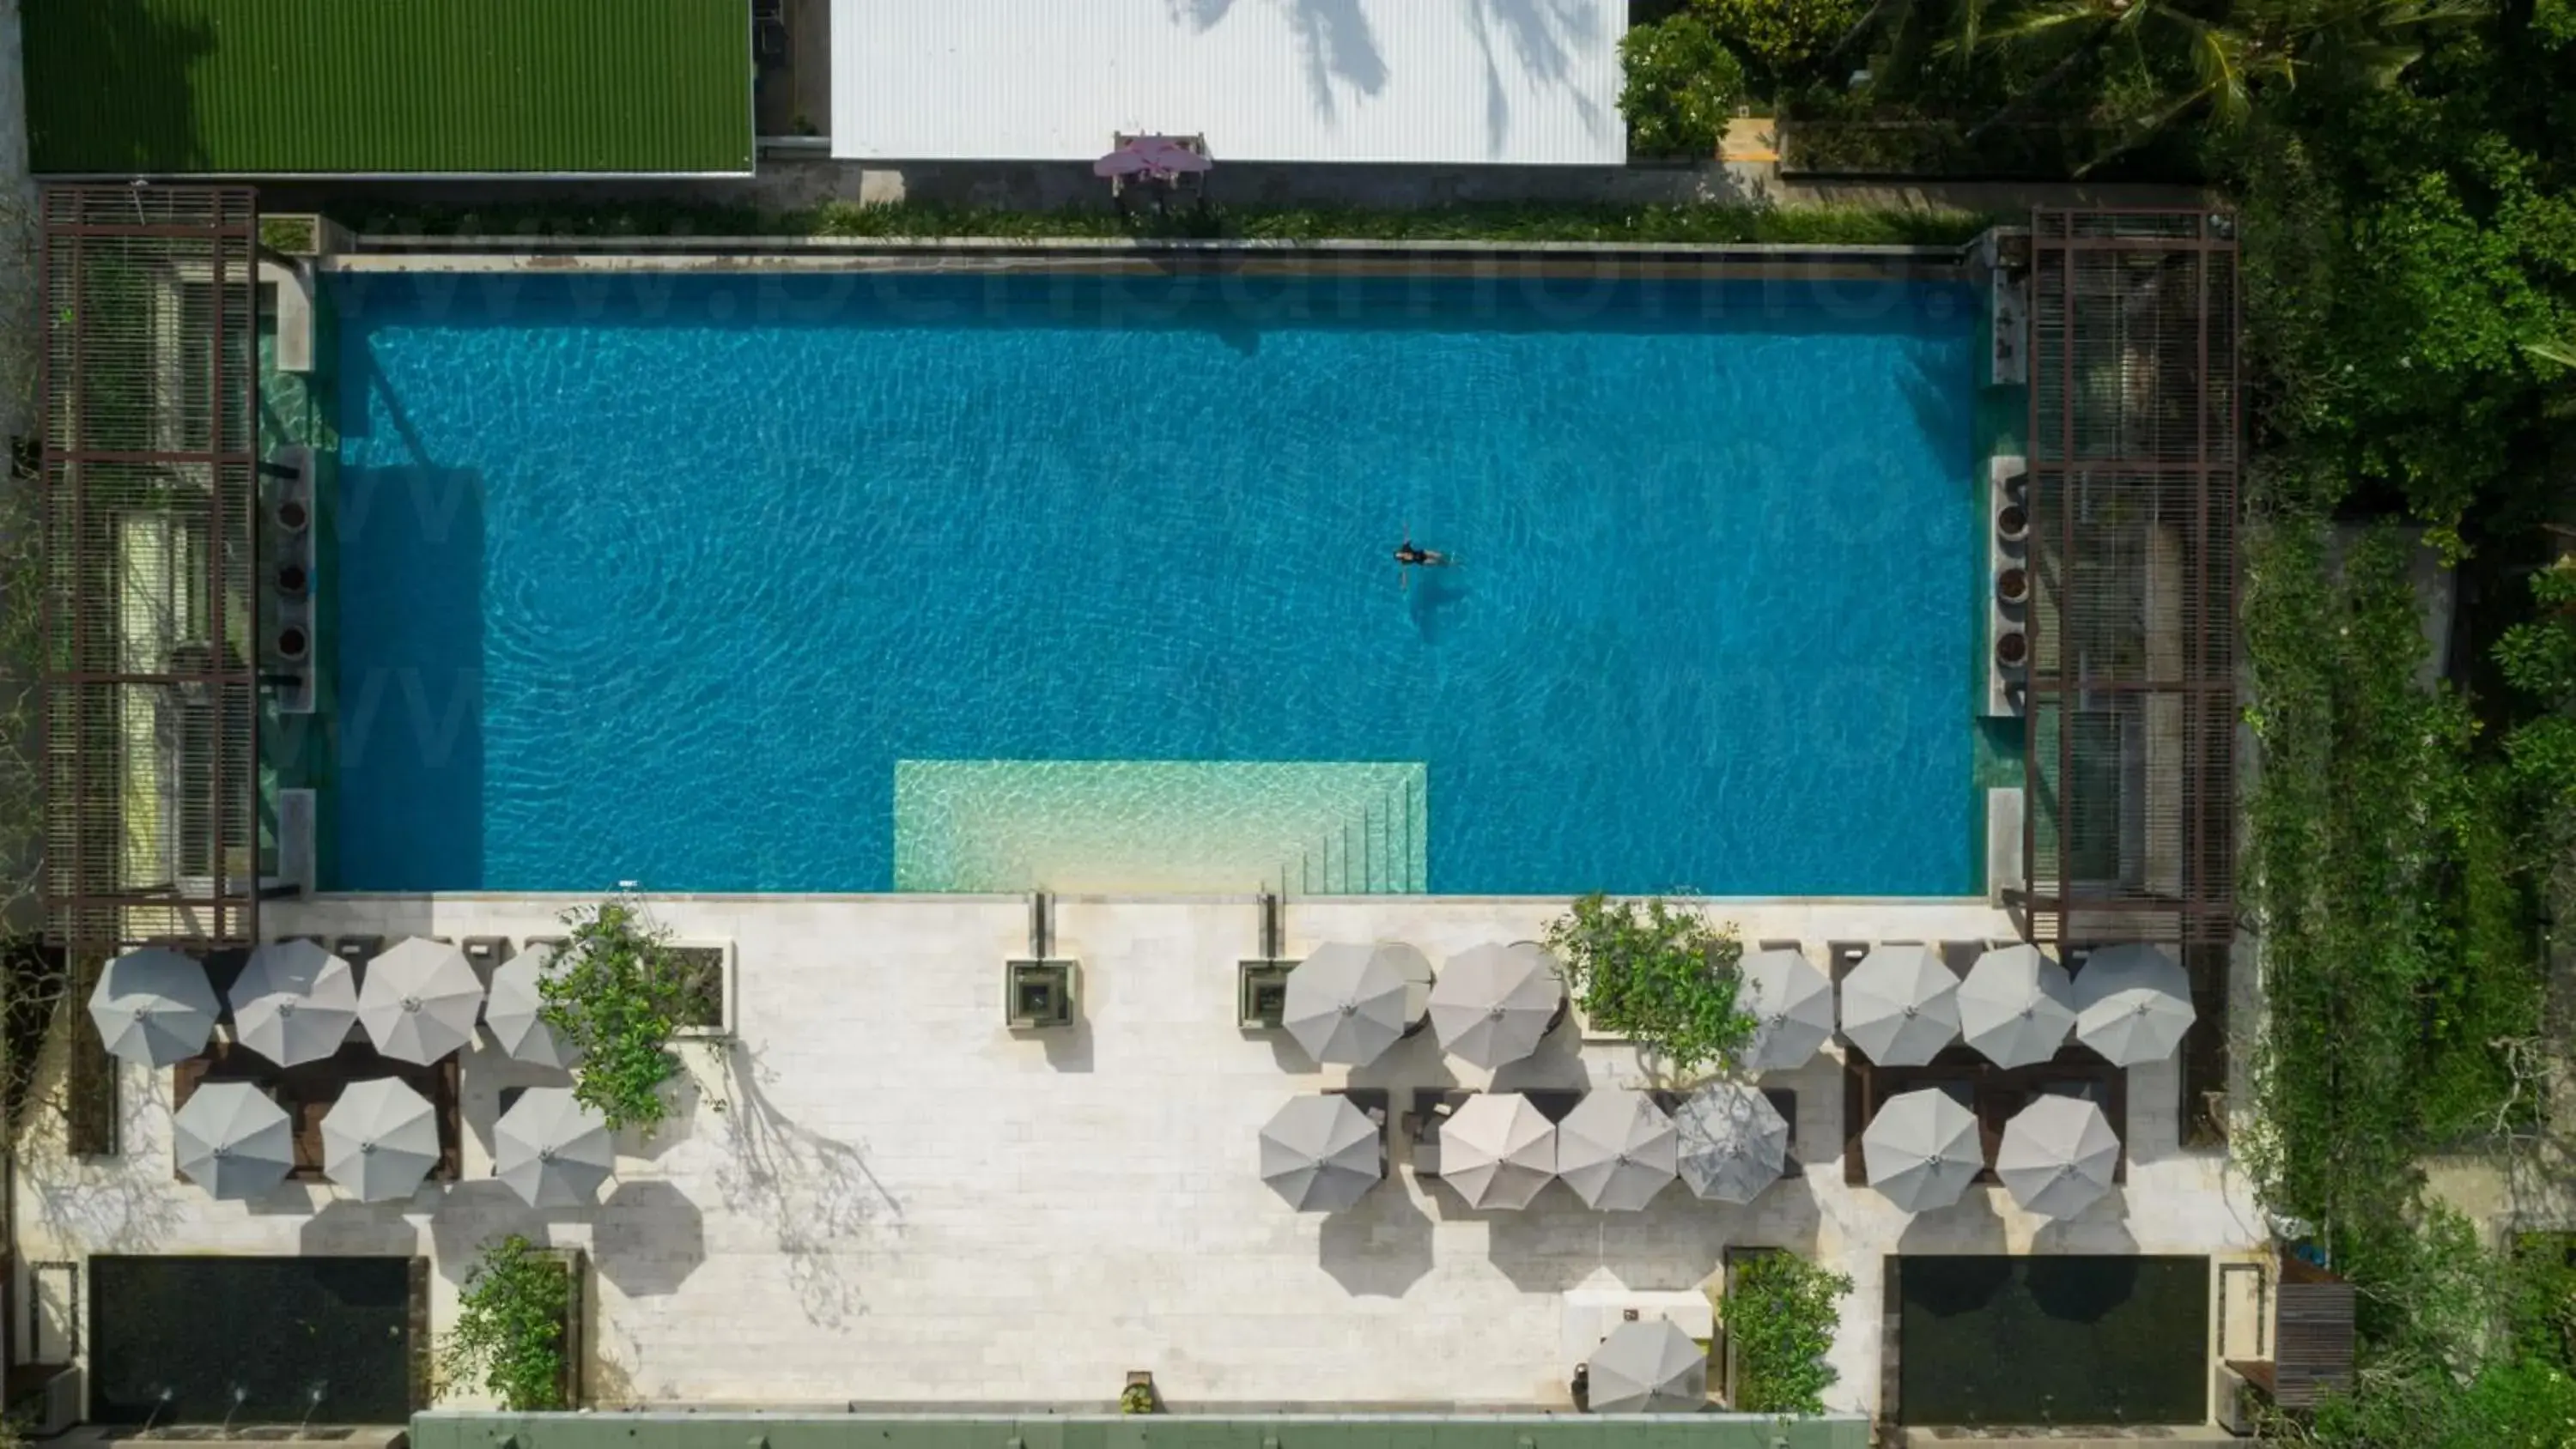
[1996,1094,2120,1219]
[88,947,218,1068]
[2073,944,2196,1065]
[1258,1094,1382,1212]
[1672,1082,1789,1204]
[484,945,580,1070]
[1284,942,1431,1066]
[1555,1088,1677,1211]
[1862,1087,1984,1213]
[1957,944,2075,1070]
[1840,944,1960,1066]
[1428,942,1563,1070]
[356,937,485,1064]
[492,1086,614,1209]
[229,939,359,1068]
[1436,1092,1555,1210]
[172,1081,295,1200]
[322,1077,440,1203]
[1735,947,1835,1072]
[1586,1318,1706,1413]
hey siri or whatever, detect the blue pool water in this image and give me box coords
[330,270,1979,894]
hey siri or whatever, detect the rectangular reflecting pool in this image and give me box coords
[1899,1254,2211,1426]
[328,269,1980,894]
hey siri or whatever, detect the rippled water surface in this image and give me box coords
[331,271,1978,894]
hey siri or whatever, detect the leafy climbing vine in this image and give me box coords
[1545,894,1756,1079]
[1724,1252,1853,1416]
[537,895,693,1133]
[439,1234,569,1410]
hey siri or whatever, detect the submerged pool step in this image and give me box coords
[893,760,1427,895]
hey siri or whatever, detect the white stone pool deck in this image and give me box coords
[14,896,2265,1417]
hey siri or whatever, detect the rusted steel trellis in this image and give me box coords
[2021,209,2239,948]
[38,185,261,948]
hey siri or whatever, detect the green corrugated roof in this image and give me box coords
[25,0,753,175]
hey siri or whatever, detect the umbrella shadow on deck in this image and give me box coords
[592,1179,708,1299]
[1484,1186,1729,1294]
[300,1197,422,1258]
[1895,1189,2008,1256]
[1319,1179,1435,1298]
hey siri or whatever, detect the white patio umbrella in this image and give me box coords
[1735,947,1835,1072]
[321,1078,441,1203]
[172,1081,295,1200]
[228,939,360,1068]
[1840,944,1960,1066]
[1554,1088,1678,1212]
[356,937,484,1064]
[492,1087,614,1209]
[1436,1092,1555,1210]
[483,945,580,1070]
[1996,1094,2120,1219]
[1957,944,2075,1069]
[1427,942,1563,1070]
[1284,942,1431,1066]
[2073,944,2196,1066]
[1585,1317,1706,1413]
[1258,1094,1382,1212]
[1862,1087,1984,1213]
[88,947,218,1067]
[1672,1082,1790,1204]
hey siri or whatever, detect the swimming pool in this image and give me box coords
[329,267,1979,895]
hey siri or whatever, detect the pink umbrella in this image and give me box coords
[1093,136,1212,181]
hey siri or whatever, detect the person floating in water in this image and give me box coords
[1394,538,1449,567]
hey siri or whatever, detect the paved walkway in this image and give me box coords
[16,895,2264,1416]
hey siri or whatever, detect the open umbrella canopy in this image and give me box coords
[1555,1088,1677,1211]
[1586,1317,1706,1413]
[493,1087,613,1209]
[356,937,484,1064]
[1092,135,1212,179]
[1258,1094,1382,1212]
[1672,1082,1789,1204]
[1735,947,1835,1072]
[1437,1092,1555,1210]
[1996,1094,2120,1219]
[322,1077,440,1203]
[1285,942,1431,1066]
[1957,944,2075,1070]
[89,947,218,1068]
[2073,944,2196,1065]
[1863,1087,1984,1213]
[172,1082,295,1200]
[1428,942,1563,1070]
[484,945,580,1070]
[1840,944,1960,1066]
[228,940,359,1068]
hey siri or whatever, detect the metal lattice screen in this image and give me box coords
[2023,209,2239,946]
[39,185,260,949]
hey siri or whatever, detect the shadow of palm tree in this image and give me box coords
[1170,0,1388,118]
[713,1045,904,1328]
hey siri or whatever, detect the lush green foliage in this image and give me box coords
[1723,1252,1853,1415]
[2241,525,2543,1210]
[538,897,691,1132]
[2495,560,2576,840]
[1695,0,1868,95]
[1544,894,1754,1077]
[347,199,1993,247]
[1619,14,1750,155]
[440,1235,568,1410]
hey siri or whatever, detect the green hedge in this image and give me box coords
[346,199,1995,248]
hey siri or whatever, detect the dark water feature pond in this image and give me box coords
[1899,1254,2211,1426]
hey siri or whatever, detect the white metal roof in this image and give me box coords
[829,0,1628,166]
